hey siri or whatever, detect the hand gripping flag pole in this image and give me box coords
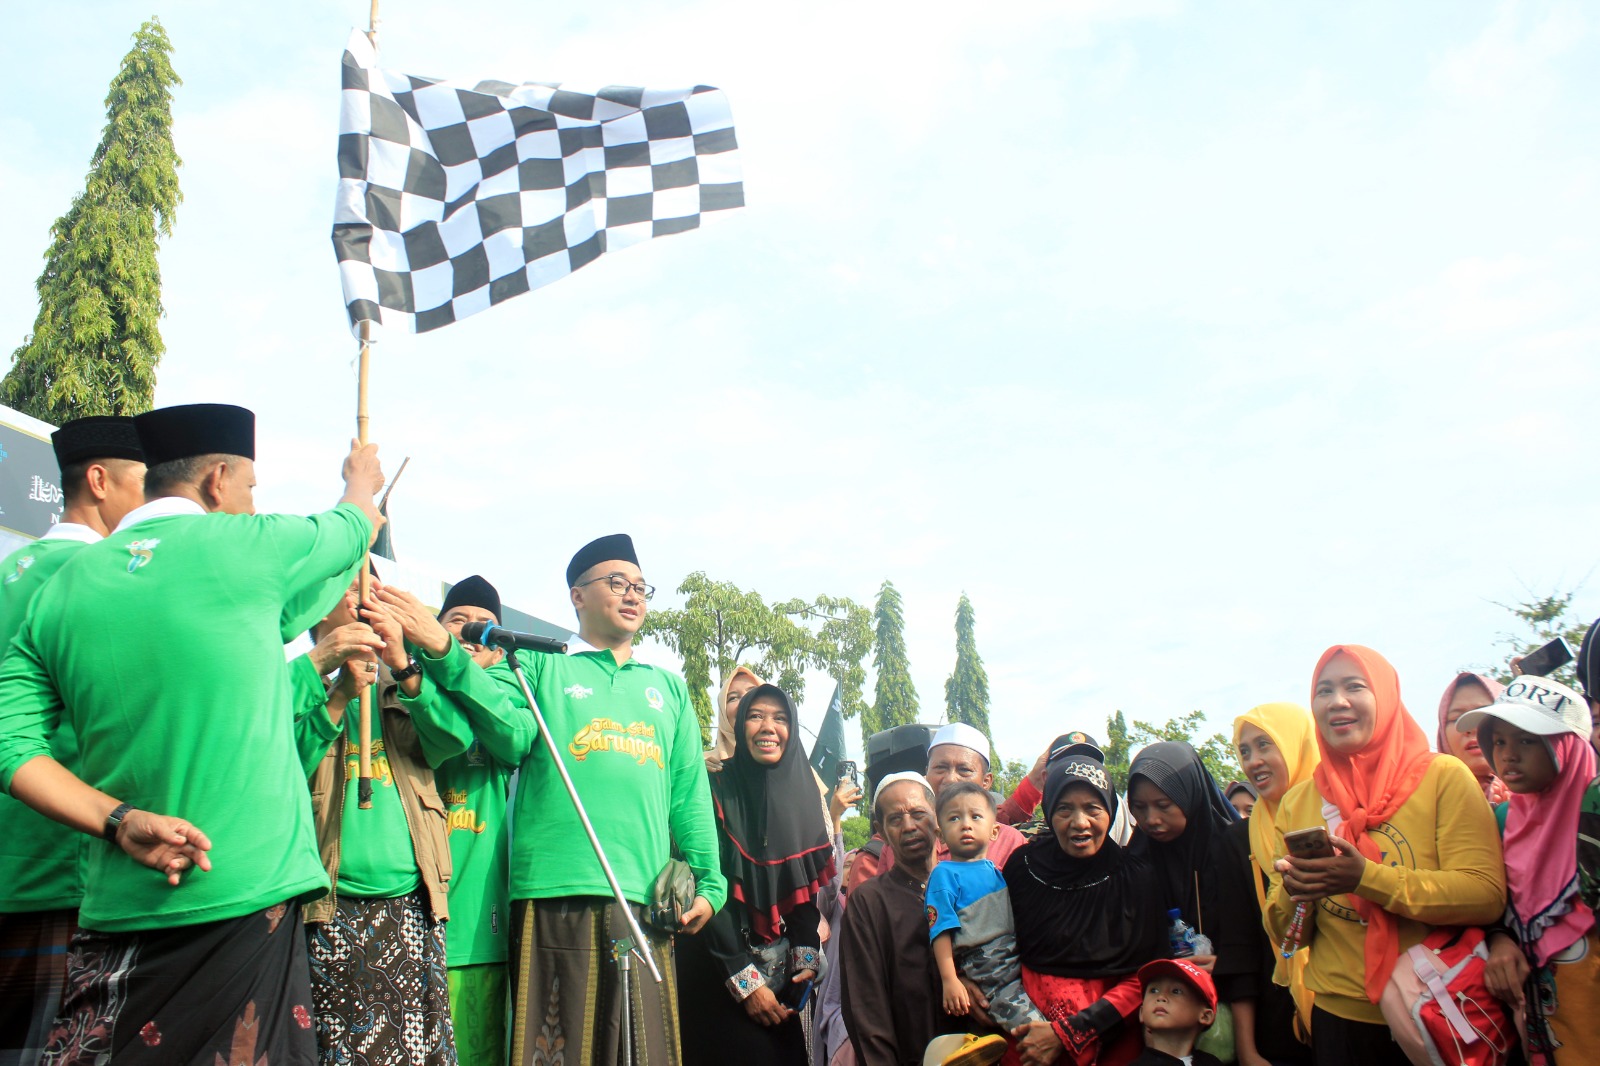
[500,645,664,982]
[355,0,380,808]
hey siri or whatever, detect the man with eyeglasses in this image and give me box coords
[498,533,726,1066]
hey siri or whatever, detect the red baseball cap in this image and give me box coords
[1137,958,1218,1011]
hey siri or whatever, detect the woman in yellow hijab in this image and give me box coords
[1232,702,1321,1064]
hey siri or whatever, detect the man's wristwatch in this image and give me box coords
[103,802,134,843]
[391,658,422,683]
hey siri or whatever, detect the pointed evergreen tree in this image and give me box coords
[944,592,998,767]
[866,579,919,739]
[3,19,182,421]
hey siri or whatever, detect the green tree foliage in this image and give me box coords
[639,572,872,743]
[1103,709,1132,791]
[1490,590,1591,690]
[3,19,181,421]
[944,593,999,767]
[864,579,919,738]
[1128,710,1241,788]
[842,812,872,851]
[992,758,1028,802]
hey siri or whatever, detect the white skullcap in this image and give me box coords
[930,722,991,765]
[873,770,934,808]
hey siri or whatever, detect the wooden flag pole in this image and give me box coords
[356,318,375,808]
[353,0,384,809]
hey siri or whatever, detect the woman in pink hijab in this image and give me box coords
[1437,671,1511,804]
[1460,676,1599,1065]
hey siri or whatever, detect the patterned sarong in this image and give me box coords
[509,897,679,1066]
[0,909,77,1066]
[307,890,457,1065]
[38,900,315,1066]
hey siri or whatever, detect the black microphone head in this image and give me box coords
[459,620,496,645]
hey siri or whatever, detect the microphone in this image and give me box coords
[459,621,568,656]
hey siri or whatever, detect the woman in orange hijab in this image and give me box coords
[1265,645,1506,1066]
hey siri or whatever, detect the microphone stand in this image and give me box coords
[501,646,664,986]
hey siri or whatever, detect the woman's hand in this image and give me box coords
[1279,835,1367,901]
[792,968,817,986]
[830,781,863,830]
[1484,932,1528,1008]
[1189,953,1217,973]
[741,985,794,1027]
[1012,1020,1064,1066]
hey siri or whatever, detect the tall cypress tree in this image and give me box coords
[3,19,182,422]
[945,592,998,767]
[866,579,919,739]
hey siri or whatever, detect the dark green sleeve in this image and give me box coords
[416,644,537,767]
[269,505,373,641]
[665,673,727,911]
[288,654,339,776]
[394,670,470,769]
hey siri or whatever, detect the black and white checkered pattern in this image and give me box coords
[332,30,744,334]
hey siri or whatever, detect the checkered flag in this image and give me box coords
[332,30,743,334]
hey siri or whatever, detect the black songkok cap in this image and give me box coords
[133,404,255,466]
[440,575,501,622]
[566,533,639,589]
[1579,618,1600,698]
[51,415,143,467]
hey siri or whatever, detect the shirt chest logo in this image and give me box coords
[565,683,594,700]
[125,538,161,572]
[644,686,664,711]
[5,555,34,584]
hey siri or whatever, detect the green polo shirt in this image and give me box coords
[0,500,370,932]
[499,644,726,911]
[0,529,97,912]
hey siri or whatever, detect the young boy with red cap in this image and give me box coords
[1131,957,1223,1066]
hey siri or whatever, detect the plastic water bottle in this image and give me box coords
[1167,908,1197,958]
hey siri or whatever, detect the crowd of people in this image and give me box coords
[0,405,1598,1066]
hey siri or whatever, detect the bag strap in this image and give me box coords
[1408,944,1479,1045]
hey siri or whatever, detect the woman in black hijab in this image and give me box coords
[1005,756,1167,1065]
[677,684,835,1065]
[1127,742,1259,1063]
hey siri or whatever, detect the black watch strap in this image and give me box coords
[391,658,423,682]
[103,802,134,842]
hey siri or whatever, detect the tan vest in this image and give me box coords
[304,681,453,925]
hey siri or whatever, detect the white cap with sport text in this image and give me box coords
[1456,675,1589,739]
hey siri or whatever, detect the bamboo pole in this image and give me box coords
[357,318,375,808]
[354,0,383,810]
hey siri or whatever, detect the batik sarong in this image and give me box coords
[40,900,315,1066]
[307,890,457,1065]
[509,897,679,1066]
[0,909,76,1066]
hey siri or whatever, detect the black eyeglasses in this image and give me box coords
[576,573,655,601]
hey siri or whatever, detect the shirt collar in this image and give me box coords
[114,496,206,533]
[566,634,647,667]
[40,522,102,545]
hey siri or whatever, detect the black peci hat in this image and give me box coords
[566,533,639,589]
[439,575,501,622]
[51,415,143,467]
[132,404,255,467]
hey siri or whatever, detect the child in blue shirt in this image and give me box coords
[926,781,1044,1038]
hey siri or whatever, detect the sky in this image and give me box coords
[1,0,1596,769]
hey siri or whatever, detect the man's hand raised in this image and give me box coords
[339,439,385,529]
